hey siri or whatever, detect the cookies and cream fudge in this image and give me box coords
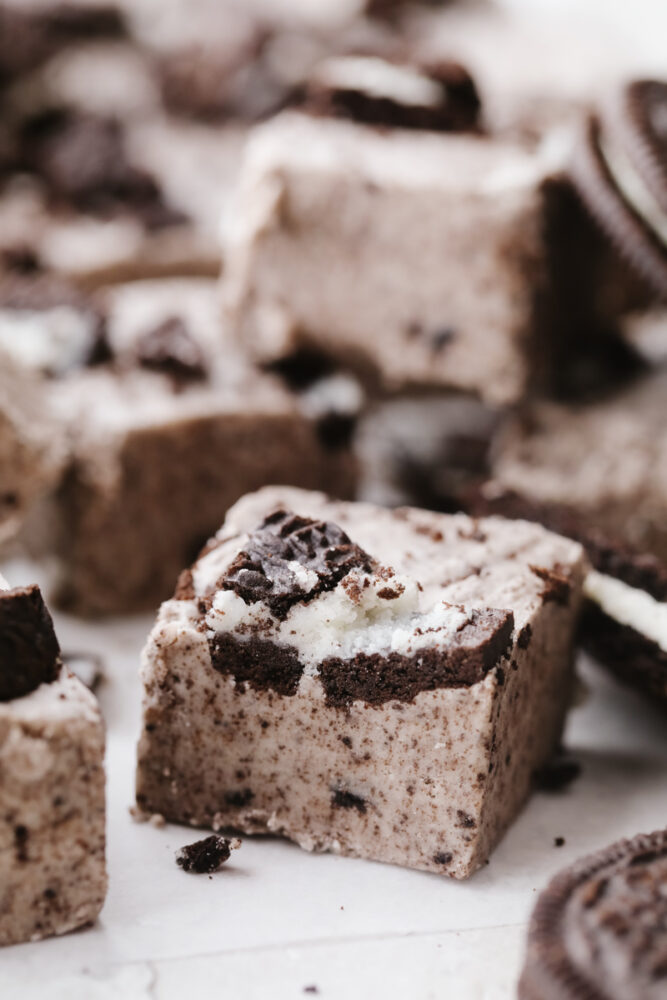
[39,279,358,615]
[0,575,107,946]
[223,104,584,404]
[136,486,586,878]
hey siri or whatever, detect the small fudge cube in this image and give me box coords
[223,108,582,405]
[136,487,586,878]
[0,577,106,946]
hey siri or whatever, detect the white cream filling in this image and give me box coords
[600,131,667,247]
[0,573,9,590]
[0,308,96,375]
[205,569,471,674]
[314,56,443,110]
[585,570,667,653]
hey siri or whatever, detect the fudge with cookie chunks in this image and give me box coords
[0,575,106,946]
[136,486,586,878]
[223,92,591,405]
[35,279,358,615]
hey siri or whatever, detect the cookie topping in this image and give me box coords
[136,316,208,386]
[0,585,61,702]
[299,55,481,134]
[219,510,374,619]
[17,108,184,228]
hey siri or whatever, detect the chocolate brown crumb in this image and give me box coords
[175,835,240,874]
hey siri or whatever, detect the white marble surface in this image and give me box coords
[1,553,666,1000]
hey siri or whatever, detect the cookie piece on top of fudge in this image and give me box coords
[34,278,359,615]
[223,57,596,405]
[136,486,586,878]
[0,574,106,946]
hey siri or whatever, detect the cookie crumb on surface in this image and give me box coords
[175,835,241,874]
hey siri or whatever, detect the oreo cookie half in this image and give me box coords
[571,79,667,299]
[519,829,667,1000]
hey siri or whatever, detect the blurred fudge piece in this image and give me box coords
[477,369,667,565]
[136,485,586,878]
[223,93,593,405]
[356,391,500,509]
[36,278,358,615]
[0,575,106,945]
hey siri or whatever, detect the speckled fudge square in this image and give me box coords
[136,486,586,878]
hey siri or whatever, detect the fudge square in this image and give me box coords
[0,576,106,946]
[42,278,357,615]
[136,487,586,878]
[224,108,581,405]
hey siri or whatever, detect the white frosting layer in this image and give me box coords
[314,56,443,109]
[585,570,667,653]
[0,308,96,375]
[205,568,471,674]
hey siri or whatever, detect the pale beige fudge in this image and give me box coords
[43,279,358,615]
[0,579,106,946]
[482,370,667,564]
[0,352,63,544]
[224,111,574,405]
[137,486,586,878]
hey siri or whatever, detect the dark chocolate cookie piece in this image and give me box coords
[297,55,481,134]
[219,509,373,619]
[0,585,61,701]
[175,834,239,874]
[17,108,185,228]
[571,80,667,300]
[580,605,667,711]
[519,829,667,1000]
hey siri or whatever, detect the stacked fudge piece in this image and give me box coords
[0,574,106,945]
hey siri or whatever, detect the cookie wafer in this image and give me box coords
[571,79,667,299]
[519,828,667,1000]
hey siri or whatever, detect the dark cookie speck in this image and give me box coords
[331,788,367,813]
[136,316,208,386]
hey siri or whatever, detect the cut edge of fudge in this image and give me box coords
[137,487,586,878]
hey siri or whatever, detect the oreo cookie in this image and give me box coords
[297,54,481,134]
[571,79,667,300]
[519,828,667,1000]
[0,584,62,702]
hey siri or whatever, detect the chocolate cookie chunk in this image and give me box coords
[0,585,61,701]
[175,835,240,874]
[298,55,481,134]
[519,829,667,1000]
[571,79,667,299]
[219,509,373,618]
